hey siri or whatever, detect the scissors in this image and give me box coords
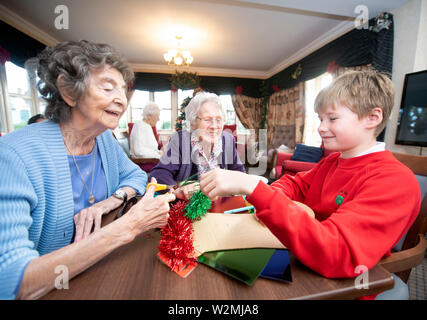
[146,182,175,192]
[146,173,199,193]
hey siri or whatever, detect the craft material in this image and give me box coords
[223,205,255,214]
[198,248,275,286]
[146,182,174,192]
[184,190,211,221]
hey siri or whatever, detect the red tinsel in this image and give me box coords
[158,200,196,271]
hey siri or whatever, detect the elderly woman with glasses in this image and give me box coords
[149,91,245,200]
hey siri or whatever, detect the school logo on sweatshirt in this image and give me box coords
[335,190,348,207]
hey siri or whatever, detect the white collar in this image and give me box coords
[355,142,386,157]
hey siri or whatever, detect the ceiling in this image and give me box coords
[0,0,410,79]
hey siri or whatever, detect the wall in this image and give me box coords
[386,0,427,155]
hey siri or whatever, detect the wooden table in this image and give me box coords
[42,204,394,300]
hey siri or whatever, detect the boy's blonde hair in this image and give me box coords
[315,69,395,136]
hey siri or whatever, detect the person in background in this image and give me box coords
[27,113,47,124]
[130,102,162,159]
[200,70,420,299]
[149,91,245,200]
[0,40,175,300]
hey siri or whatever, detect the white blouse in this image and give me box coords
[130,121,161,159]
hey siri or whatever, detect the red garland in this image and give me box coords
[158,200,196,271]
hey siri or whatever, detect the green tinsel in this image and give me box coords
[184,190,211,221]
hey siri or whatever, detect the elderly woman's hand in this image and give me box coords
[73,201,111,242]
[123,181,176,237]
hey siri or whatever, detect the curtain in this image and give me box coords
[231,95,263,129]
[231,94,263,140]
[267,82,305,148]
[265,13,394,95]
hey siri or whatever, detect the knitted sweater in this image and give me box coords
[248,151,420,279]
[0,121,147,299]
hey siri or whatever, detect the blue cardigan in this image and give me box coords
[0,121,147,299]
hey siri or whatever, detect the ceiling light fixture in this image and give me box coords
[163,36,193,67]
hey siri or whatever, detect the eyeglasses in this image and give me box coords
[196,117,223,126]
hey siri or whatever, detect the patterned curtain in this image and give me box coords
[267,82,305,148]
[231,94,263,138]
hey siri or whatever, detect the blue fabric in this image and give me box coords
[376,273,409,300]
[68,141,108,215]
[0,120,147,299]
[290,143,324,163]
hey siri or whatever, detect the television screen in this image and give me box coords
[395,70,427,147]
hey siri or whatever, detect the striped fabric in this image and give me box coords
[0,120,147,299]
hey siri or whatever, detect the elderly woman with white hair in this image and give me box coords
[130,101,162,159]
[149,91,245,199]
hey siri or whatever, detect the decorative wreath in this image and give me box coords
[170,71,201,90]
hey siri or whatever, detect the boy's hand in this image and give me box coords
[199,168,260,200]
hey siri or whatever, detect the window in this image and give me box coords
[154,91,172,130]
[219,94,248,133]
[303,72,333,147]
[127,90,151,126]
[178,89,193,105]
[5,62,34,130]
[0,61,47,133]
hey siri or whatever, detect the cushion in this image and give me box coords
[290,143,324,163]
[271,125,295,149]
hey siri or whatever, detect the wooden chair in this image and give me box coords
[377,152,427,299]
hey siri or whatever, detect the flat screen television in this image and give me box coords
[395,70,427,147]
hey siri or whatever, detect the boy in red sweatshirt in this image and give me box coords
[200,70,421,294]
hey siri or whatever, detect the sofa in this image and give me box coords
[273,143,335,179]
